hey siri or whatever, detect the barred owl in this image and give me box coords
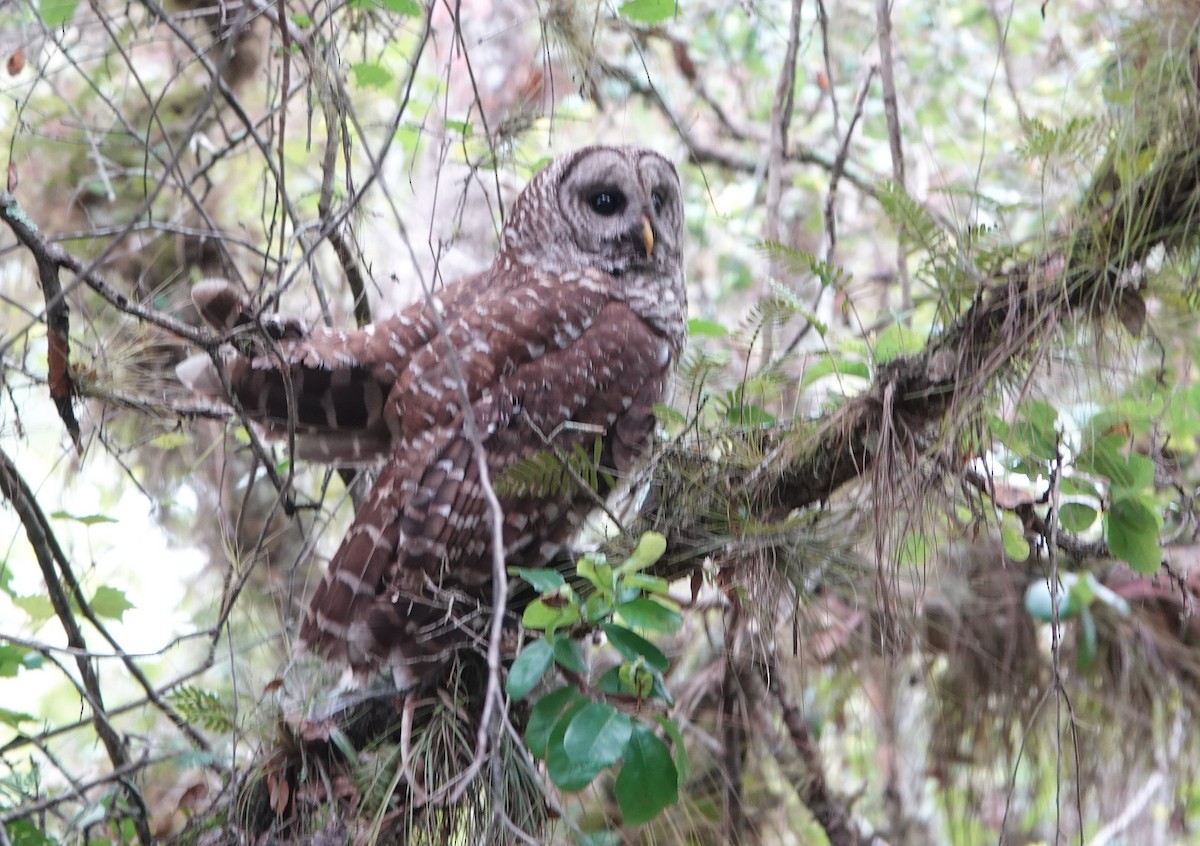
[179,146,687,688]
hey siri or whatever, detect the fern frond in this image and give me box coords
[494,439,612,498]
[169,686,233,733]
[876,180,949,258]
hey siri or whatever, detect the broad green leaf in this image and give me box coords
[1077,606,1097,670]
[618,661,655,698]
[655,715,690,784]
[350,62,393,89]
[615,723,678,825]
[349,0,420,12]
[508,567,565,594]
[51,510,117,526]
[582,594,614,623]
[724,403,775,427]
[687,318,729,338]
[1077,434,1152,493]
[603,623,668,672]
[546,701,610,791]
[552,638,587,675]
[872,323,923,364]
[1011,400,1061,463]
[526,686,581,758]
[622,573,670,595]
[1001,522,1030,562]
[618,0,676,25]
[616,532,666,575]
[800,354,871,389]
[578,554,614,594]
[562,703,633,774]
[506,639,553,700]
[149,431,191,450]
[380,0,421,14]
[652,403,687,428]
[1106,497,1161,573]
[1058,502,1098,533]
[616,597,682,633]
[290,14,312,26]
[14,594,54,625]
[90,586,134,621]
[4,817,55,846]
[0,645,27,677]
[40,0,80,27]
[522,598,580,632]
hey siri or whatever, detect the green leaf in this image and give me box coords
[1011,400,1061,463]
[506,638,553,700]
[617,0,677,25]
[348,0,421,12]
[616,597,682,633]
[872,322,924,365]
[1058,502,1098,533]
[290,14,312,26]
[687,318,729,338]
[615,723,678,825]
[526,686,582,758]
[1001,522,1030,561]
[603,623,668,672]
[546,701,613,791]
[652,403,687,428]
[40,0,80,27]
[552,637,587,675]
[724,403,776,427]
[0,645,27,678]
[800,354,871,389]
[51,510,117,526]
[655,715,690,784]
[1106,497,1161,573]
[578,554,614,595]
[508,567,565,594]
[1077,606,1097,670]
[4,817,55,846]
[616,532,667,575]
[149,431,191,450]
[14,594,54,625]
[90,586,134,621]
[379,0,421,13]
[522,598,580,632]
[582,594,614,624]
[1076,433,1152,494]
[622,573,669,595]
[350,61,393,89]
[561,703,633,779]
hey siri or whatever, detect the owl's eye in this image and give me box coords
[588,189,626,216]
[651,190,665,214]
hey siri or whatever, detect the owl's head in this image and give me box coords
[500,146,684,279]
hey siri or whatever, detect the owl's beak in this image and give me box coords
[640,214,654,258]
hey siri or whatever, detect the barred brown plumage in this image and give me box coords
[178,146,687,688]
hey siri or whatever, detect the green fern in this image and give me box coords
[169,686,233,733]
[494,439,612,499]
[876,180,948,258]
[1016,115,1095,162]
[758,241,850,292]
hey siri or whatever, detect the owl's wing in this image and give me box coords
[299,280,675,686]
[177,277,484,463]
